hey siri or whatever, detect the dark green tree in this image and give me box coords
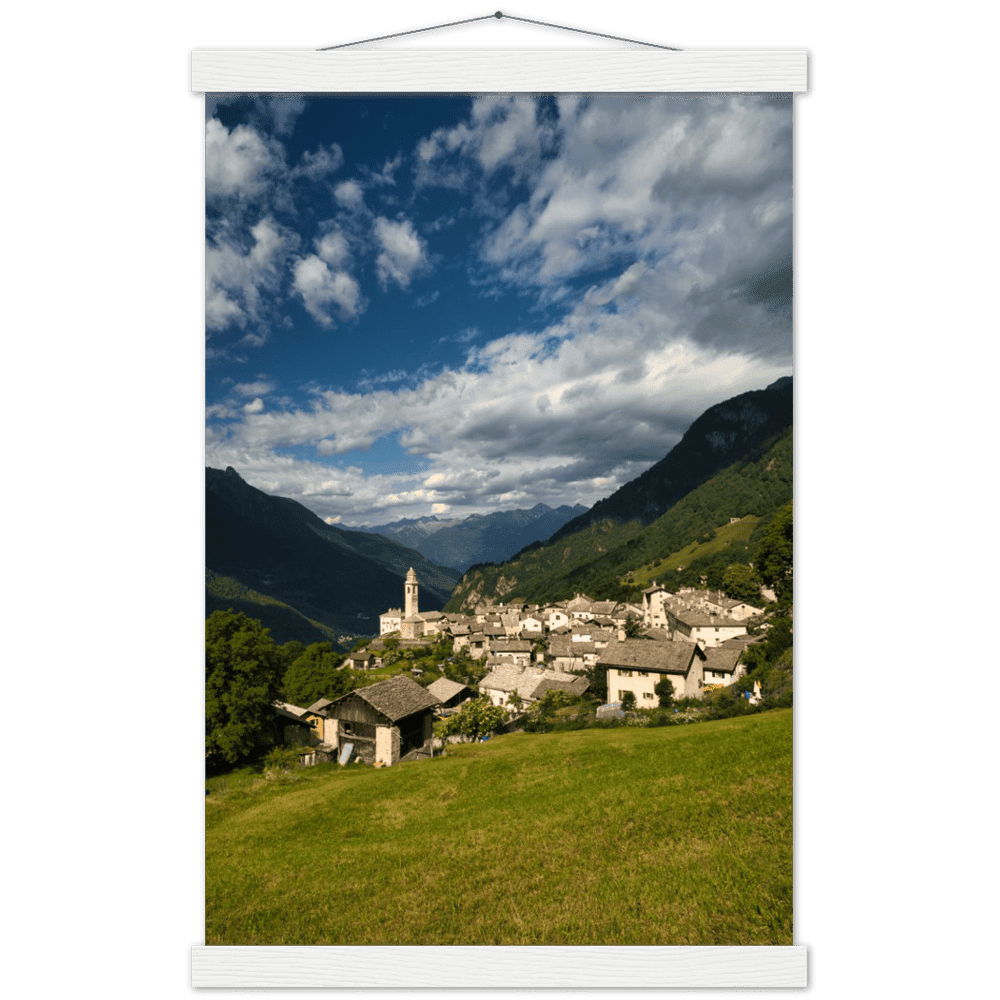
[623,614,645,639]
[282,642,345,707]
[621,690,636,711]
[722,563,763,605]
[756,503,793,600]
[206,610,283,767]
[654,676,674,709]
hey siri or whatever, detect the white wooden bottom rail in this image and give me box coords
[191,945,808,989]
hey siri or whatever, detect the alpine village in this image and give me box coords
[205,378,793,946]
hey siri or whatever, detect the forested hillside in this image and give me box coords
[206,467,461,639]
[445,428,791,611]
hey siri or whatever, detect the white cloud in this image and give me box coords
[291,254,362,327]
[265,96,307,136]
[243,397,265,414]
[315,229,350,267]
[333,179,365,211]
[373,216,427,291]
[233,380,274,397]
[205,119,282,200]
[207,297,789,523]
[292,143,344,181]
[205,217,292,332]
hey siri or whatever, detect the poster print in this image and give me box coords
[205,92,793,947]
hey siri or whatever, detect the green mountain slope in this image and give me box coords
[205,572,347,647]
[445,428,791,610]
[207,467,462,635]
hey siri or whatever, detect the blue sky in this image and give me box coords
[205,93,793,526]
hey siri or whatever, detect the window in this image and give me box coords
[643,692,654,700]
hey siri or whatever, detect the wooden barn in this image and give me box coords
[322,674,441,766]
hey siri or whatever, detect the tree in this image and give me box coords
[756,503,792,600]
[439,695,507,740]
[206,610,283,768]
[621,690,636,711]
[722,563,763,605]
[282,642,345,707]
[654,676,674,709]
[623,614,645,639]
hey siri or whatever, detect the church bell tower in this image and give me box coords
[404,567,419,619]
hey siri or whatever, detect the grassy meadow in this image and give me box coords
[206,709,791,946]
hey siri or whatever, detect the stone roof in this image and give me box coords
[597,639,698,675]
[549,636,597,657]
[588,601,620,615]
[566,594,595,610]
[275,701,309,718]
[305,697,334,714]
[273,703,311,724]
[702,648,743,675]
[532,675,590,699]
[426,677,472,703]
[338,673,441,722]
[479,664,585,702]
[669,606,745,629]
[492,639,532,653]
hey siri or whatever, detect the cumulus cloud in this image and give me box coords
[333,179,365,211]
[206,119,283,200]
[292,254,362,327]
[207,304,788,522]
[373,217,428,291]
[206,217,293,332]
[207,95,793,523]
[415,96,557,188]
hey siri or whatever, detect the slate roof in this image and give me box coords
[588,601,620,616]
[669,606,745,629]
[335,673,441,723]
[702,648,743,675]
[549,636,597,657]
[273,704,311,724]
[275,701,309,718]
[492,639,532,653]
[597,639,698,675]
[479,664,585,702]
[532,675,590,699]
[426,677,472,703]
[305,697,335,714]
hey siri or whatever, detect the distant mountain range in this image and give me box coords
[354,503,588,572]
[206,467,462,643]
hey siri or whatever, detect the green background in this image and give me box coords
[4,0,996,998]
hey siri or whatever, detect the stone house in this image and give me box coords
[490,639,533,668]
[700,647,746,687]
[597,639,705,704]
[642,583,672,629]
[479,664,588,709]
[666,606,748,648]
[319,674,441,767]
[379,608,402,635]
[426,677,473,712]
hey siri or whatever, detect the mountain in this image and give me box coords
[206,467,462,639]
[352,514,466,551]
[443,380,792,612]
[357,503,588,572]
[548,377,792,543]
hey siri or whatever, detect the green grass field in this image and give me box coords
[206,709,791,945]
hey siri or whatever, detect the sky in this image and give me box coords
[205,93,793,527]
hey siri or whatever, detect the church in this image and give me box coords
[379,567,419,636]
